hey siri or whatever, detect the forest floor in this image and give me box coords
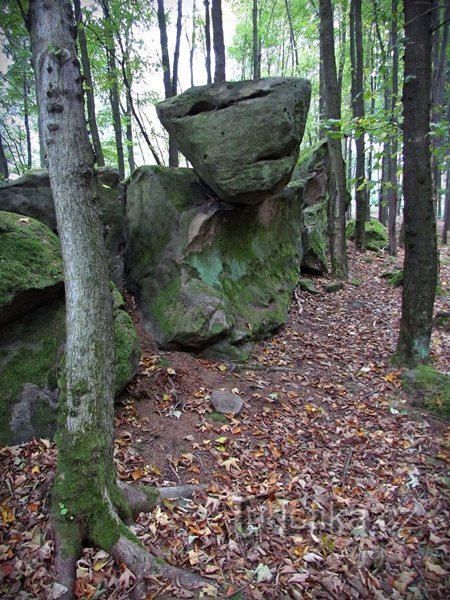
[1,244,450,599]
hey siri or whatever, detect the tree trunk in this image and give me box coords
[212,0,226,82]
[395,0,438,366]
[252,0,260,79]
[125,93,135,173]
[0,133,8,180]
[284,0,299,74]
[102,0,125,179]
[157,0,178,167]
[388,0,399,256]
[172,0,183,96]
[319,0,348,280]
[74,0,105,167]
[204,0,212,84]
[28,2,210,598]
[190,0,197,86]
[23,79,32,170]
[350,0,366,250]
[442,170,449,244]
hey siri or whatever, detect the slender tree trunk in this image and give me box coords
[0,133,8,180]
[443,169,450,244]
[252,0,260,79]
[74,0,105,167]
[23,79,32,170]
[395,0,437,366]
[102,0,125,179]
[350,0,366,250]
[172,0,183,96]
[319,0,348,280]
[190,0,196,86]
[204,0,212,83]
[388,0,399,255]
[125,93,135,173]
[157,0,178,166]
[211,0,226,81]
[284,0,299,74]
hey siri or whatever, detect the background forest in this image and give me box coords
[1,0,449,243]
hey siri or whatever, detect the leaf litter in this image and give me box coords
[1,246,449,599]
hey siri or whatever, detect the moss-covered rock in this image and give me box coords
[126,166,303,357]
[0,168,127,286]
[381,269,404,287]
[402,365,450,418]
[346,218,388,251]
[0,211,64,326]
[0,216,140,444]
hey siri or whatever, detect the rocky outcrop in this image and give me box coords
[0,168,127,285]
[126,166,303,360]
[157,77,311,204]
[0,213,140,445]
[295,141,330,274]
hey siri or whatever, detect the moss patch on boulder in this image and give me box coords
[346,218,388,251]
[402,365,450,418]
[0,212,64,325]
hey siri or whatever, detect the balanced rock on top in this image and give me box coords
[157,77,311,204]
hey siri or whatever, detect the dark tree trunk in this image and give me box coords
[172,0,183,96]
[319,0,348,280]
[388,0,399,255]
[190,0,197,86]
[443,170,449,244]
[74,0,105,167]
[350,0,366,250]
[395,0,438,366]
[0,133,8,180]
[23,79,32,170]
[157,0,178,166]
[102,0,125,179]
[212,0,226,82]
[252,0,260,79]
[125,93,135,173]
[204,0,212,83]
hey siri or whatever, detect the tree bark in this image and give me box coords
[0,133,8,180]
[172,0,183,96]
[101,0,125,179]
[443,169,449,245]
[395,0,438,366]
[190,0,197,86]
[319,0,348,280]
[28,2,210,598]
[388,0,399,256]
[23,78,32,170]
[157,0,178,166]
[350,0,367,250]
[74,0,105,167]
[212,0,226,82]
[252,0,260,79]
[204,0,212,83]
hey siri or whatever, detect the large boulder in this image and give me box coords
[126,165,304,359]
[0,211,64,327]
[0,213,140,445]
[346,218,388,251]
[0,168,127,285]
[156,77,311,204]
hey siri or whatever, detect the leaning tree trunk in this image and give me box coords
[74,0,105,167]
[29,2,210,598]
[319,0,348,280]
[212,0,226,82]
[395,0,438,366]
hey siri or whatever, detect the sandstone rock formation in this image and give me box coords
[157,77,311,204]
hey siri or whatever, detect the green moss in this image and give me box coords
[0,301,65,444]
[346,218,388,251]
[402,365,450,418]
[208,411,229,423]
[0,212,63,308]
[381,270,404,287]
[113,308,140,394]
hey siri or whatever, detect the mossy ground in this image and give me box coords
[402,365,450,418]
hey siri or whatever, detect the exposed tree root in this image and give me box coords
[52,482,214,600]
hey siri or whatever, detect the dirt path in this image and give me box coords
[1,246,449,599]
